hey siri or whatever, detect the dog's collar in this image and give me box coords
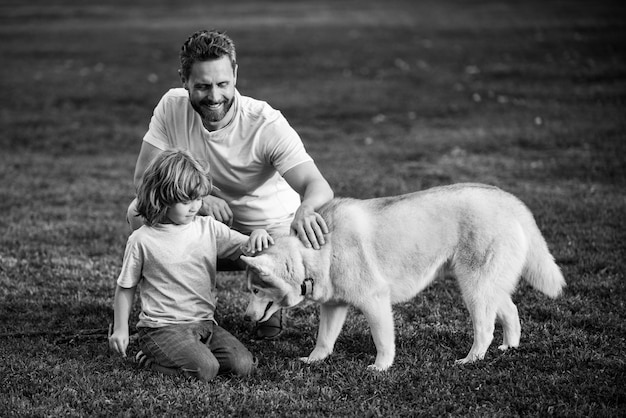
[300,278,314,296]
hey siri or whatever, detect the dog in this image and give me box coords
[241,183,565,371]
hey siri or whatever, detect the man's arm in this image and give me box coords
[133,141,163,189]
[283,161,334,249]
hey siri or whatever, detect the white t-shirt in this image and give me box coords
[117,216,247,328]
[143,88,313,233]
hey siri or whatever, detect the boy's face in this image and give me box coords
[165,198,203,225]
[181,56,237,130]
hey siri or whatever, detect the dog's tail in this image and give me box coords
[521,214,566,298]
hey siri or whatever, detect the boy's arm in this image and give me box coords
[109,285,136,358]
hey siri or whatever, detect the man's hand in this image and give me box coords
[291,204,328,250]
[202,195,234,226]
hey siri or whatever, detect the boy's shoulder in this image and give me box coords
[127,223,180,241]
[195,216,247,241]
[126,224,155,244]
[194,216,223,234]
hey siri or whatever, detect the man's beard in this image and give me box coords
[192,96,234,123]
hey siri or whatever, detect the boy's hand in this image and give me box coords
[243,229,274,255]
[108,324,130,358]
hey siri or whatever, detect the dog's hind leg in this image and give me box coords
[454,274,498,365]
[360,294,395,371]
[456,301,497,364]
[496,295,520,351]
[301,303,349,364]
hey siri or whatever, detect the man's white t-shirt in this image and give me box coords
[117,216,247,328]
[143,88,313,234]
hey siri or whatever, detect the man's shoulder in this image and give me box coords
[151,88,191,121]
[161,88,189,103]
[238,92,281,121]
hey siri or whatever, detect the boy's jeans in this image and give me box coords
[137,321,256,381]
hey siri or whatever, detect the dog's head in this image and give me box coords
[240,237,307,322]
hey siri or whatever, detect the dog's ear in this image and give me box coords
[240,255,271,277]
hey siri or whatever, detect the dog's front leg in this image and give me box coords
[360,295,395,371]
[300,303,348,364]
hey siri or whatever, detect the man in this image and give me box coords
[127,29,334,340]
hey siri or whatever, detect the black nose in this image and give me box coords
[244,315,251,322]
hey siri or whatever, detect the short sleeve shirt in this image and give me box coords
[117,216,247,328]
[142,88,313,233]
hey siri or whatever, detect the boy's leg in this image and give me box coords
[208,323,256,377]
[138,322,220,382]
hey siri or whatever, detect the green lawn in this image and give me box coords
[1,0,624,416]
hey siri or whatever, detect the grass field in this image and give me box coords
[1,0,625,416]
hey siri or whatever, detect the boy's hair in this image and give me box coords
[136,150,212,226]
[180,29,237,79]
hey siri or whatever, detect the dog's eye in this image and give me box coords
[252,289,259,295]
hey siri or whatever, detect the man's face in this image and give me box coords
[181,56,237,130]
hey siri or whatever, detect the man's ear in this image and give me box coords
[179,69,189,89]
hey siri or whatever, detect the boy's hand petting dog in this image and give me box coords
[241,229,274,256]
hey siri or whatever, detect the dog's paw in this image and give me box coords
[455,352,485,365]
[299,351,331,364]
[498,343,519,352]
[300,347,331,363]
[367,363,390,372]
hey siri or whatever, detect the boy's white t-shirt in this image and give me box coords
[143,88,313,233]
[117,216,247,328]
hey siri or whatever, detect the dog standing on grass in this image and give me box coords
[241,183,565,371]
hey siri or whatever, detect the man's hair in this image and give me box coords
[136,150,212,226]
[180,30,237,79]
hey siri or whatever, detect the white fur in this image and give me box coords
[241,183,565,371]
